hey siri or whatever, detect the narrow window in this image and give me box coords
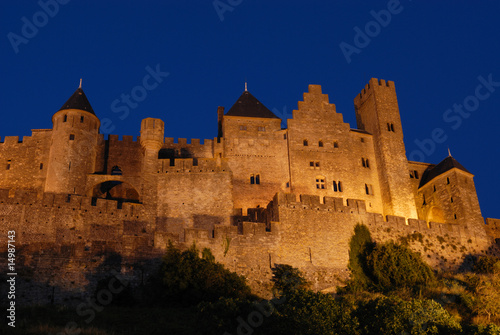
[387,123,391,131]
[239,125,247,130]
[410,171,414,178]
[365,184,374,195]
[286,182,290,188]
[318,140,323,147]
[6,160,11,170]
[414,170,419,179]
[39,163,43,170]
[310,162,314,167]
[423,194,426,205]
[362,158,366,167]
[250,174,255,184]
[315,162,320,168]
[360,138,365,143]
[333,181,338,192]
[365,159,369,168]
[433,185,436,192]
[69,134,75,140]
[80,116,84,123]
[451,197,454,203]
[338,181,342,192]
[333,141,339,148]
[454,214,457,219]
[391,124,395,132]
[255,174,260,185]
[447,177,450,184]
[284,134,287,140]
[63,115,67,122]
[303,139,308,146]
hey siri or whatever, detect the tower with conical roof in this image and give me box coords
[44,83,100,194]
[417,154,484,231]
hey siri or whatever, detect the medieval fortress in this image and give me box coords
[1,78,499,302]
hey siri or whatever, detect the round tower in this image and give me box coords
[44,84,100,195]
[140,118,164,173]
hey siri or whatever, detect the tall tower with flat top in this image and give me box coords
[354,78,417,219]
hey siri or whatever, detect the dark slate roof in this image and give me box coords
[225,91,279,119]
[59,88,95,115]
[419,156,471,187]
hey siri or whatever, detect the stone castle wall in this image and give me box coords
[1,189,496,304]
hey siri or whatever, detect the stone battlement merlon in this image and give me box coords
[0,189,144,218]
[161,157,227,173]
[107,134,138,143]
[273,192,367,214]
[163,137,214,146]
[355,78,395,102]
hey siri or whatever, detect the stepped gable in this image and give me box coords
[58,87,95,115]
[225,90,279,119]
[419,155,471,187]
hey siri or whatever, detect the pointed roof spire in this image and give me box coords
[419,155,472,187]
[226,90,279,119]
[245,81,248,92]
[58,83,95,115]
[448,147,452,157]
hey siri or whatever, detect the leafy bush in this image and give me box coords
[151,242,252,305]
[365,241,435,292]
[271,289,360,335]
[346,223,374,291]
[271,264,308,296]
[474,256,500,274]
[356,296,462,334]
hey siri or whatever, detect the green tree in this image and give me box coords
[271,264,308,296]
[153,241,252,305]
[365,241,435,292]
[346,223,374,291]
[272,289,359,335]
[356,296,461,334]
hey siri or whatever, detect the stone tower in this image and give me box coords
[354,78,417,219]
[417,155,484,232]
[140,118,164,204]
[44,84,100,195]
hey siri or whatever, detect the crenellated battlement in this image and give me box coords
[161,157,228,173]
[0,188,144,218]
[355,78,396,102]
[274,192,367,214]
[107,134,139,143]
[163,137,214,147]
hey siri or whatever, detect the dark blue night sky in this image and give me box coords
[1,1,499,218]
